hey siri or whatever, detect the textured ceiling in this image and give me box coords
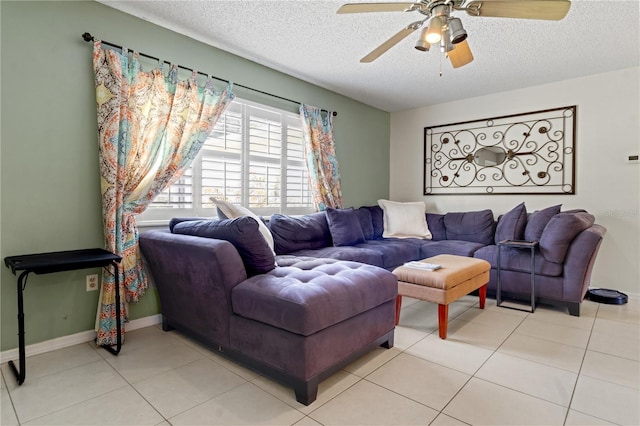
[100,0,639,112]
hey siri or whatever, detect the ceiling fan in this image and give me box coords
[337,0,571,68]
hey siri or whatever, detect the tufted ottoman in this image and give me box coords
[393,254,490,339]
[230,256,397,404]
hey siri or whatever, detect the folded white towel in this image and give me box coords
[403,261,441,271]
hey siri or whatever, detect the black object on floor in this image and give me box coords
[586,288,628,305]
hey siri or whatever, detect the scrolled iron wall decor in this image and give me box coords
[424,106,576,195]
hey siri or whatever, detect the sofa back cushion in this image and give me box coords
[353,207,375,240]
[524,204,561,242]
[326,208,366,246]
[173,217,276,276]
[169,217,210,232]
[269,212,331,254]
[495,202,528,243]
[444,209,495,245]
[539,212,595,263]
[426,213,447,241]
[364,205,385,239]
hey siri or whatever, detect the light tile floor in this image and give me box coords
[2,297,639,425]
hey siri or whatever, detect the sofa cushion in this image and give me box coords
[326,208,366,246]
[279,246,385,268]
[426,213,447,241]
[269,212,331,255]
[173,217,276,276]
[524,204,561,242]
[364,205,385,239]
[473,245,563,277]
[232,258,397,336]
[495,202,528,243]
[356,239,423,269]
[210,198,275,253]
[420,240,487,258]
[539,212,595,263]
[444,209,495,245]
[378,199,432,239]
[354,207,375,240]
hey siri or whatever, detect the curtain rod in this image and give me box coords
[82,32,337,117]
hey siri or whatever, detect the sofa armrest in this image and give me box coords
[139,230,247,347]
[562,224,607,303]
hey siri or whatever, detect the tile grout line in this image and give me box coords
[308,302,478,424]
[562,303,640,425]
[2,342,123,425]
[118,335,258,424]
[435,304,530,423]
[1,367,21,426]
[562,302,598,425]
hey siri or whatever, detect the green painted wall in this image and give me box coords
[0,1,390,351]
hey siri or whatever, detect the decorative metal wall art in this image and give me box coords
[424,106,576,195]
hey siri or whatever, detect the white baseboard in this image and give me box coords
[0,314,162,364]
[127,314,163,331]
[626,292,640,300]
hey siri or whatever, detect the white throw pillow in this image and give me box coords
[210,198,275,253]
[377,199,432,239]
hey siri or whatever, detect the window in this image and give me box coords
[138,98,314,224]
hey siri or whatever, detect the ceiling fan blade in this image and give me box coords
[337,2,416,14]
[465,0,571,20]
[360,23,420,63]
[448,40,474,68]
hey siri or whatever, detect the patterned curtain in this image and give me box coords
[92,41,234,345]
[300,104,343,210]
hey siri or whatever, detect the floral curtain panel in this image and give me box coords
[92,41,234,345]
[300,104,343,210]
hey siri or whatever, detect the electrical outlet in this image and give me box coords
[86,274,99,291]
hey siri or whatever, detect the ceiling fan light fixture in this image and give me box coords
[448,17,467,44]
[415,41,430,51]
[415,27,431,51]
[425,16,443,44]
[441,29,454,53]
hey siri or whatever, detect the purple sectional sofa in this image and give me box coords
[138,202,605,404]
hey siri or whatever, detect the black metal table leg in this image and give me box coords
[496,245,502,307]
[530,244,536,313]
[8,271,29,385]
[496,240,538,314]
[101,261,122,355]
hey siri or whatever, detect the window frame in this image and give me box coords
[137,97,314,226]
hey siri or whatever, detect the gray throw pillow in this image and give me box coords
[173,217,276,276]
[495,202,527,243]
[524,204,561,242]
[326,208,366,246]
[539,212,595,263]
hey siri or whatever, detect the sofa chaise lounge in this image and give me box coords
[139,219,397,406]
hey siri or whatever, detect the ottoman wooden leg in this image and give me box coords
[395,295,403,325]
[479,284,487,309]
[438,304,448,339]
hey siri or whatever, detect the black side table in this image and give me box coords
[496,240,539,313]
[4,248,122,385]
